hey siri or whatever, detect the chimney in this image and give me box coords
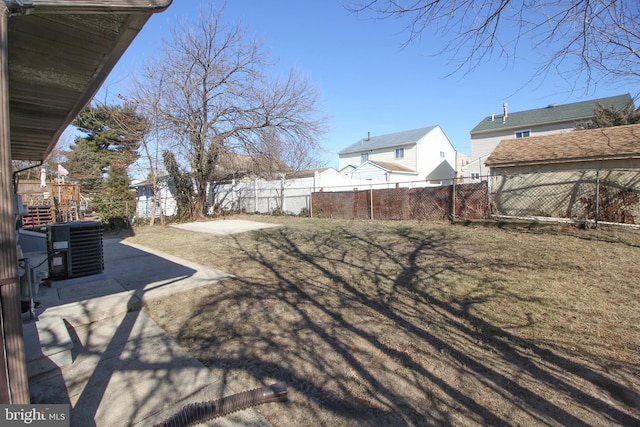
[503,103,508,124]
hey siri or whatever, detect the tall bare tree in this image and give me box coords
[348,1,640,92]
[130,5,326,218]
[121,79,166,225]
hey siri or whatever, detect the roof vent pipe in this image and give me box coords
[366,132,370,141]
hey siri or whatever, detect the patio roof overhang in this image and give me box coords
[7,0,172,161]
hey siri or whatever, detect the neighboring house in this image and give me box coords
[338,126,457,185]
[485,123,640,172]
[132,175,178,219]
[485,124,640,222]
[284,167,347,188]
[463,93,634,180]
[213,152,287,183]
[455,152,470,177]
[348,160,419,184]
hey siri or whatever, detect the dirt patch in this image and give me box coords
[130,215,640,426]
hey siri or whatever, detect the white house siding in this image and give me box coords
[338,144,417,171]
[400,144,418,170]
[338,152,361,170]
[461,156,490,182]
[415,127,456,178]
[369,144,417,170]
[213,169,354,215]
[134,180,177,219]
[350,162,390,181]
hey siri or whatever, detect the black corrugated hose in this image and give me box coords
[154,382,287,427]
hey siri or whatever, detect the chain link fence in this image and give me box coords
[132,168,640,227]
[490,169,640,225]
[311,181,488,220]
[310,169,640,226]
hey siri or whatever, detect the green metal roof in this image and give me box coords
[470,94,633,135]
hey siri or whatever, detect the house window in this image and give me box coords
[360,152,369,163]
[440,151,445,158]
[471,173,480,180]
[395,148,404,159]
[515,130,531,138]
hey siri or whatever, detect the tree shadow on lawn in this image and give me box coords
[170,223,640,426]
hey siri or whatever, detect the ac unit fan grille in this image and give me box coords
[69,225,104,278]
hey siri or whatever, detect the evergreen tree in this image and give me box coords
[63,138,105,193]
[63,103,150,220]
[576,102,640,130]
[96,166,136,223]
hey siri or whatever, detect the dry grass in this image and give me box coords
[127,215,640,426]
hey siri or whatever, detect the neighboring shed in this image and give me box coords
[486,124,640,224]
[132,175,178,219]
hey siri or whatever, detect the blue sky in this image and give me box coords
[95,0,634,169]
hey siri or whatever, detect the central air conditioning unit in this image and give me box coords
[48,222,104,280]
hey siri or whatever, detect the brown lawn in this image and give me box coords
[127,215,640,426]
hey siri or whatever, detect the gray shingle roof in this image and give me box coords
[339,126,438,154]
[425,160,455,181]
[485,123,640,166]
[471,94,633,134]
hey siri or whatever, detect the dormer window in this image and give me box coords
[515,130,531,138]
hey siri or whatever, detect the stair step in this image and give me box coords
[23,315,73,378]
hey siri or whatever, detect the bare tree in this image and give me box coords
[124,74,167,225]
[348,1,640,91]
[130,5,326,218]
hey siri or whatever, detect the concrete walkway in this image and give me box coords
[170,219,280,235]
[25,237,274,427]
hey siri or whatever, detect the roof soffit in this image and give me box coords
[7,1,172,161]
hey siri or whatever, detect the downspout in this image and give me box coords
[0,1,30,404]
[155,382,287,427]
[12,161,42,194]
